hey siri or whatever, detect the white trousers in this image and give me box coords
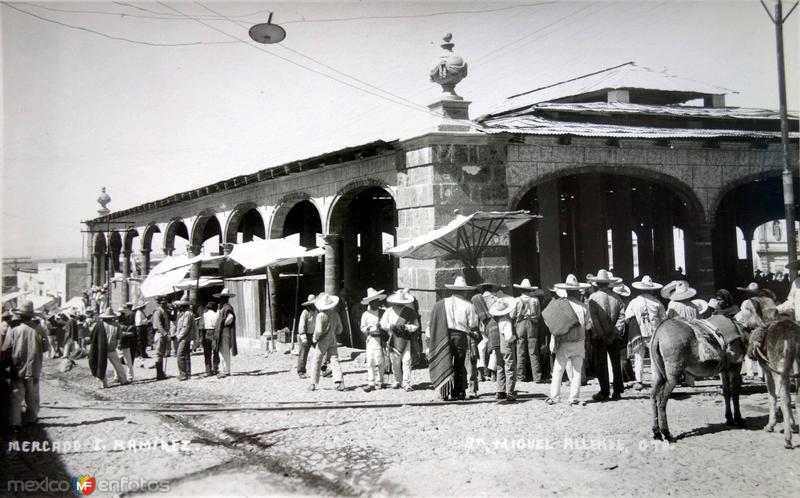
[744,356,762,377]
[390,341,412,388]
[219,333,232,375]
[121,347,134,380]
[477,336,488,369]
[550,351,583,402]
[106,350,128,385]
[10,377,40,426]
[365,336,384,386]
[634,352,645,383]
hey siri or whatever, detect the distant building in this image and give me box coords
[753,219,798,275]
[14,261,88,308]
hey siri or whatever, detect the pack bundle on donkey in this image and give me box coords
[650,313,746,442]
[737,296,800,449]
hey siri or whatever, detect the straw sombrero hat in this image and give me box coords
[302,294,316,307]
[736,282,761,296]
[314,293,339,311]
[692,299,709,315]
[632,275,663,291]
[513,278,538,291]
[489,297,516,317]
[213,287,236,298]
[99,308,117,319]
[361,287,386,305]
[386,289,414,305]
[13,300,37,319]
[667,280,697,301]
[444,276,476,291]
[476,282,500,293]
[554,274,591,291]
[132,301,147,311]
[587,269,623,286]
[612,284,631,297]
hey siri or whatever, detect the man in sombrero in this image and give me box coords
[296,294,317,380]
[360,288,386,391]
[512,278,545,383]
[427,276,479,401]
[2,300,48,430]
[586,269,627,401]
[624,276,666,391]
[90,307,129,388]
[151,296,170,381]
[778,260,800,320]
[381,289,420,391]
[542,275,592,405]
[662,280,701,387]
[213,287,238,379]
[174,297,195,381]
[490,296,519,402]
[309,293,345,391]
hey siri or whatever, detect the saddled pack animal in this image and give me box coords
[650,314,746,442]
[736,297,800,449]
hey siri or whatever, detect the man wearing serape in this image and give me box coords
[427,276,478,401]
[213,288,238,379]
[360,288,386,391]
[381,289,419,391]
[543,275,592,405]
[586,269,627,401]
[625,276,666,391]
[90,308,129,388]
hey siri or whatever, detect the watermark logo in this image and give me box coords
[73,475,96,495]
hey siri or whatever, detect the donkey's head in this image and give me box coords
[734,296,778,331]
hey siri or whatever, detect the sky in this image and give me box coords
[2,0,798,260]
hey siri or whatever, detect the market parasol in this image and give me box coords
[387,210,540,283]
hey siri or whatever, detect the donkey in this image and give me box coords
[650,314,746,442]
[736,297,800,449]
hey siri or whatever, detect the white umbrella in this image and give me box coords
[387,210,540,263]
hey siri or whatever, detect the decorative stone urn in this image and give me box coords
[429,33,468,100]
[97,187,111,216]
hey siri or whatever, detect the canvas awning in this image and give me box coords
[228,238,324,270]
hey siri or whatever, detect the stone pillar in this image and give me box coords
[610,177,634,283]
[686,221,715,298]
[141,249,151,275]
[323,234,342,296]
[744,227,756,281]
[121,250,131,303]
[538,179,562,289]
[652,190,674,283]
[92,252,103,286]
[267,267,279,334]
[188,244,202,305]
[576,175,608,277]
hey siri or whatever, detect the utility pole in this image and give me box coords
[762,0,799,277]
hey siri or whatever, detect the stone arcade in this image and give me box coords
[83,37,799,347]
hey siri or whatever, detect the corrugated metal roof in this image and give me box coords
[479,115,799,139]
[482,102,797,121]
[488,62,736,116]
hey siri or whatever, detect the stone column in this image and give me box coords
[744,227,756,281]
[323,233,342,296]
[610,177,634,282]
[141,249,151,275]
[92,252,103,286]
[188,244,202,305]
[121,250,131,303]
[267,267,279,335]
[652,190,674,283]
[686,221,715,298]
[576,175,608,277]
[537,179,562,289]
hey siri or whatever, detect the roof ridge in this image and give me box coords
[506,61,635,100]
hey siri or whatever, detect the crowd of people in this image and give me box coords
[2,263,800,434]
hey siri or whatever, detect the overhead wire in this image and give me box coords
[156,2,441,119]
[193,1,434,117]
[1,2,240,46]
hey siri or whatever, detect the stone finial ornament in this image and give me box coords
[97,187,111,216]
[430,33,468,99]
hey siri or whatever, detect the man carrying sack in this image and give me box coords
[543,275,592,406]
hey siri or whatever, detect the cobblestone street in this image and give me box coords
[2,343,797,497]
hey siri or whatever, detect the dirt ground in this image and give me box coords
[2,343,798,497]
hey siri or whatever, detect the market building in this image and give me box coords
[83,37,799,347]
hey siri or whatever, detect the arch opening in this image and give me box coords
[511,172,692,290]
[713,174,800,300]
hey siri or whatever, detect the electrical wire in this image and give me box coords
[156,2,441,118]
[194,1,433,115]
[1,2,241,47]
[19,1,559,24]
